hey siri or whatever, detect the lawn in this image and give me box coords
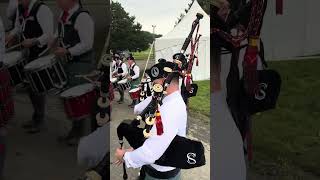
[251,59,320,177]
[189,80,210,118]
[133,47,154,60]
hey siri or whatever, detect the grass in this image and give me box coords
[251,59,320,177]
[133,47,154,60]
[189,80,210,118]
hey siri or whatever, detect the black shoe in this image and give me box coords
[117,99,124,104]
[22,121,35,129]
[26,123,45,134]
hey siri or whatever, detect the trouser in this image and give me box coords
[118,88,124,101]
[145,171,181,180]
[0,135,6,178]
[28,86,46,124]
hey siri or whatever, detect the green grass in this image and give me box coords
[251,59,320,177]
[133,47,154,60]
[189,80,210,118]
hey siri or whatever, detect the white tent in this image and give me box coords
[155,0,210,81]
[261,0,320,60]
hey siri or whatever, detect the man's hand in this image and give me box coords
[127,76,132,80]
[54,47,68,57]
[5,34,15,46]
[22,39,38,48]
[114,148,134,166]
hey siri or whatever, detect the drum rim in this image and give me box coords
[3,51,25,67]
[24,56,58,72]
[129,87,140,93]
[60,83,95,98]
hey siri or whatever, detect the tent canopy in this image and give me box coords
[155,0,210,81]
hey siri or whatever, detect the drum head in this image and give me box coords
[118,79,128,84]
[60,83,94,98]
[129,87,140,93]
[3,51,24,66]
[24,54,56,71]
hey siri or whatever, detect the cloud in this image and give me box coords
[113,0,190,35]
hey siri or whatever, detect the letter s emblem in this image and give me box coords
[187,153,197,165]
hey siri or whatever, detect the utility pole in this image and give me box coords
[152,25,156,60]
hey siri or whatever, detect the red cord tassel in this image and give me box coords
[243,44,258,95]
[155,110,163,135]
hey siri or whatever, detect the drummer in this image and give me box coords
[53,0,95,146]
[112,53,128,104]
[127,55,140,107]
[5,0,54,134]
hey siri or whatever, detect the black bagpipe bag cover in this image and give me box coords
[117,120,206,169]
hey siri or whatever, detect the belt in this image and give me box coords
[143,165,180,179]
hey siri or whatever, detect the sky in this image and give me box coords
[113,0,191,35]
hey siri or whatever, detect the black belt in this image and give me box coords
[143,165,180,179]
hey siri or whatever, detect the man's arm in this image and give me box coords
[36,5,54,46]
[68,13,94,56]
[131,65,140,80]
[77,124,109,168]
[6,0,18,20]
[0,18,5,62]
[9,10,21,37]
[123,109,179,168]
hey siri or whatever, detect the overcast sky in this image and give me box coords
[113,0,190,35]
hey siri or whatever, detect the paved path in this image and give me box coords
[3,89,87,180]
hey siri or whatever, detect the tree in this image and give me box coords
[110,2,160,52]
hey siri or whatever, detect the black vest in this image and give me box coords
[129,64,136,77]
[18,1,47,60]
[117,62,124,74]
[58,7,93,62]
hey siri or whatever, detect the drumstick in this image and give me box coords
[5,43,22,52]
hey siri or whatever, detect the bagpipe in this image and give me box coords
[117,13,206,180]
[212,0,281,161]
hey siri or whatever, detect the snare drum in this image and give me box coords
[3,51,27,85]
[24,55,67,93]
[117,79,131,91]
[60,83,98,120]
[129,87,141,100]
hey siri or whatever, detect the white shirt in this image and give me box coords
[129,63,140,80]
[10,0,54,46]
[113,61,128,77]
[57,3,95,56]
[124,91,187,172]
[0,18,4,62]
[77,123,109,168]
[212,92,246,180]
[6,0,18,20]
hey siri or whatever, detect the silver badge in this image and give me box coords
[151,67,159,78]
